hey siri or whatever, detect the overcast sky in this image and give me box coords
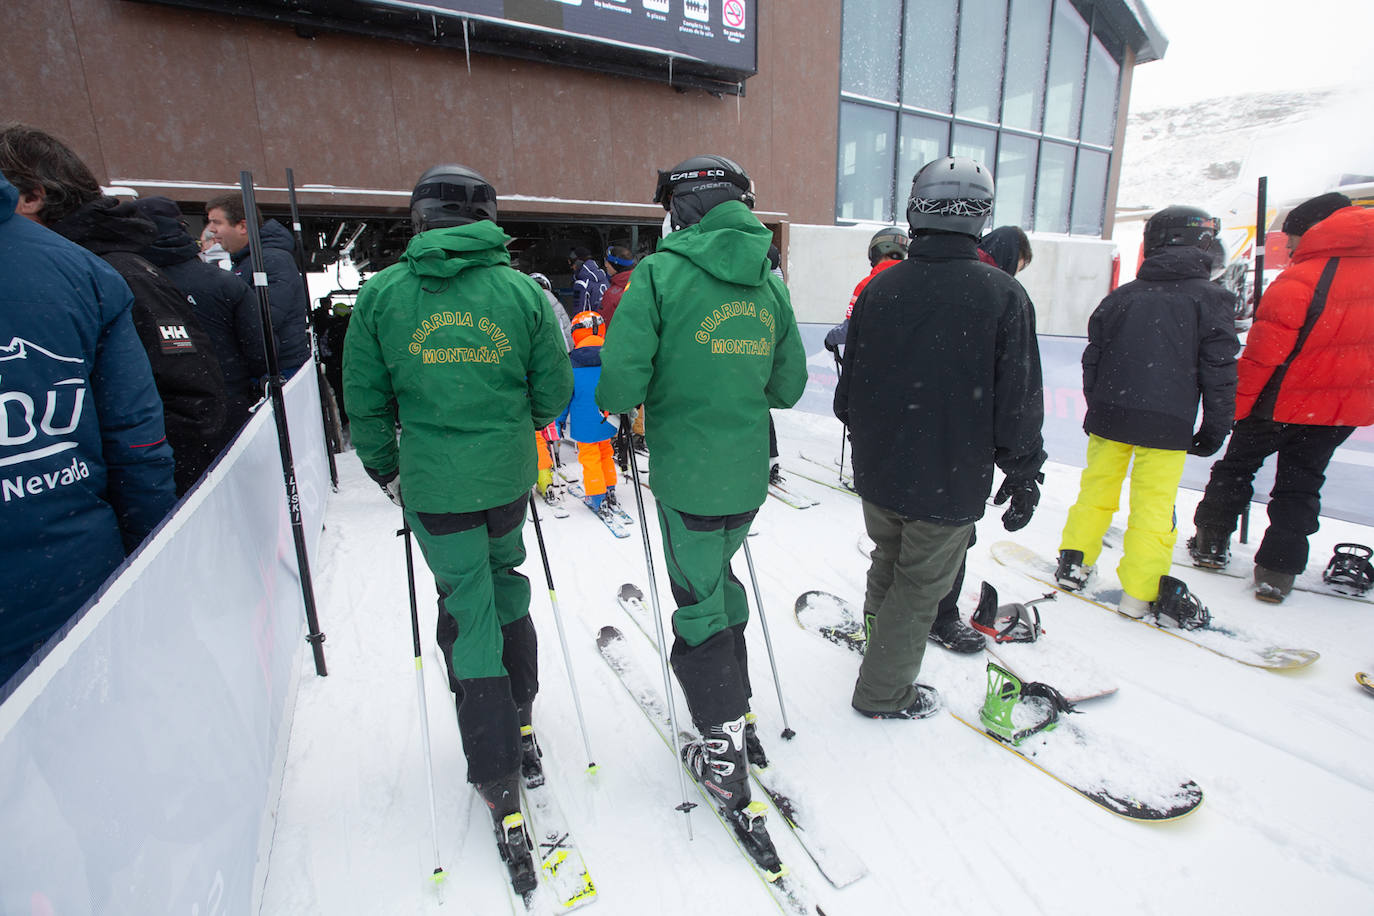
[1129,0,1374,110]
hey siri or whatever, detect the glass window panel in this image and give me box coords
[841,0,902,101]
[837,102,898,222]
[954,0,1008,121]
[902,0,957,113]
[1043,0,1088,138]
[1080,34,1120,146]
[899,114,949,193]
[1034,141,1075,233]
[1070,148,1109,235]
[993,133,1038,230]
[951,123,996,169]
[1001,0,1051,131]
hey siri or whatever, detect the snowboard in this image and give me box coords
[1173,541,1373,605]
[794,590,1115,704]
[793,592,1202,822]
[1357,672,1374,698]
[991,541,1319,670]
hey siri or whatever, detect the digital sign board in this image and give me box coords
[127,0,757,95]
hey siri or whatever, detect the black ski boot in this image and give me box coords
[1153,576,1212,630]
[1188,526,1231,569]
[682,716,784,877]
[768,462,786,487]
[519,725,545,788]
[1324,543,1374,595]
[743,711,769,768]
[1054,549,1091,591]
[475,774,537,897]
[1253,566,1296,603]
[928,612,986,653]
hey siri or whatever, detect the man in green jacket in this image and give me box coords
[343,165,572,893]
[596,156,807,831]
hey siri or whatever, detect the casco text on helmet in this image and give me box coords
[410,164,497,234]
[906,157,995,239]
[868,225,909,266]
[653,154,755,230]
[1142,205,1221,259]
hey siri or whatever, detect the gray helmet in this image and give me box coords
[906,157,995,238]
[410,164,497,233]
[868,225,909,266]
[1143,205,1220,258]
[653,154,755,230]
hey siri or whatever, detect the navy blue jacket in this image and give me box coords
[231,219,310,371]
[1083,247,1239,450]
[572,259,609,318]
[0,173,176,685]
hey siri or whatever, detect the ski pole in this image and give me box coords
[740,539,796,740]
[526,491,598,774]
[398,512,446,893]
[621,413,697,837]
[833,350,848,482]
[240,172,327,676]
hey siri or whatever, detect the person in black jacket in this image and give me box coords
[1054,205,1238,621]
[0,124,229,495]
[205,193,311,374]
[134,196,268,435]
[836,157,1045,719]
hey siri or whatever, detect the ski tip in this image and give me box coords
[595,625,624,648]
[617,582,644,600]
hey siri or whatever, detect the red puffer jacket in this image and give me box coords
[1236,205,1374,426]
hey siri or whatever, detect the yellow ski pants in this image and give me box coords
[1059,434,1187,602]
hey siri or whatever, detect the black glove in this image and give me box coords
[823,321,848,353]
[1188,429,1226,458]
[993,473,1042,532]
[366,467,403,507]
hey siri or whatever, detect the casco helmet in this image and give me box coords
[653,154,755,230]
[570,310,605,339]
[868,225,909,266]
[906,157,995,238]
[1143,205,1221,258]
[410,164,497,233]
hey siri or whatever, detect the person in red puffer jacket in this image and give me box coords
[1189,192,1374,602]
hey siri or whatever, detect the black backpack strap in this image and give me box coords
[1253,257,1340,420]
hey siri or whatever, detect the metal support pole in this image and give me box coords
[284,167,340,490]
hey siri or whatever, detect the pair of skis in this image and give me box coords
[598,583,866,913]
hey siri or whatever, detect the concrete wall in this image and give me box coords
[785,226,1117,336]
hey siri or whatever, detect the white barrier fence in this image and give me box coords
[0,365,330,916]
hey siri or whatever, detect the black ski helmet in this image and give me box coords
[906,157,995,238]
[1143,205,1221,258]
[653,154,755,230]
[410,164,497,233]
[868,225,909,266]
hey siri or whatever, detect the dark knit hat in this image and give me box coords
[132,195,186,225]
[1282,192,1351,236]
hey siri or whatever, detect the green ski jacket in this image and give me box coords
[343,221,573,513]
[596,201,807,515]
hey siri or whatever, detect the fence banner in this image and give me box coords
[0,364,329,916]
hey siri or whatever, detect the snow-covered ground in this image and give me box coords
[260,407,1374,915]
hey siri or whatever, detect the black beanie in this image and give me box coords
[1282,192,1351,236]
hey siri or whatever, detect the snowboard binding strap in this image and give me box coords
[1323,543,1373,596]
[970,582,1053,643]
[979,661,1078,746]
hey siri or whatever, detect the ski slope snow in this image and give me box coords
[260,409,1374,915]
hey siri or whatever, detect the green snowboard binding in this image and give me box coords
[979,661,1079,746]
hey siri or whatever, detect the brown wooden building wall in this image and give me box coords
[4,0,840,222]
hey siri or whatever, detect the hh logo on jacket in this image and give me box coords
[1,337,91,502]
[158,323,197,354]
